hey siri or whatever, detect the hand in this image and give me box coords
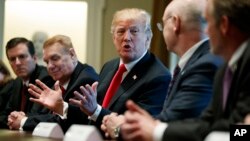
[101,113,125,138]
[244,114,250,124]
[121,100,159,141]
[28,80,64,115]
[7,111,26,130]
[69,82,98,116]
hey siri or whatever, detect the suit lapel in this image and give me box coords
[166,41,210,102]
[64,62,84,99]
[182,40,209,72]
[107,52,151,108]
[225,39,250,113]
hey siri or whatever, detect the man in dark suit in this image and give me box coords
[101,0,223,138]
[28,8,171,133]
[0,37,55,129]
[8,35,99,131]
[121,0,250,141]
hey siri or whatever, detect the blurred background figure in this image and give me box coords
[0,59,13,111]
[32,31,48,66]
[0,59,12,86]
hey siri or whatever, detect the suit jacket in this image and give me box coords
[163,39,250,141]
[22,62,99,131]
[97,52,171,121]
[156,40,223,122]
[0,65,54,128]
[0,80,14,111]
[68,52,171,130]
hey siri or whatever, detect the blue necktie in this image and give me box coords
[167,65,180,95]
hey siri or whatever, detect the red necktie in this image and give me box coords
[60,85,66,96]
[21,85,28,111]
[102,64,127,108]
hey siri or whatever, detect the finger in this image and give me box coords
[110,112,118,116]
[54,81,60,91]
[35,79,50,90]
[80,85,92,100]
[28,84,42,94]
[28,88,41,98]
[92,82,98,93]
[20,112,25,116]
[29,97,44,106]
[100,124,107,132]
[126,100,148,115]
[73,91,88,103]
[121,123,140,140]
[8,118,13,124]
[102,115,109,124]
[69,98,82,107]
[124,111,140,123]
[105,132,110,138]
[10,111,18,118]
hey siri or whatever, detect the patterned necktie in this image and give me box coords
[20,84,28,112]
[223,66,233,109]
[102,64,127,108]
[167,65,181,95]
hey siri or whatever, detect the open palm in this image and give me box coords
[28,79,64,114]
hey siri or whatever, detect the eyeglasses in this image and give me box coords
[157,22,163,32]
[157,16,173,32]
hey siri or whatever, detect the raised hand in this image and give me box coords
[28,79,64,115]
[69,82,98,116]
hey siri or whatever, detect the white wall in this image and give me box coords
[3,0,88,67]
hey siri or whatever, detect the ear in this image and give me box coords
[32,54,38,61]
[172,15,181,34]
[69,48,77,59]
[220,15,229,36]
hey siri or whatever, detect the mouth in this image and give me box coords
[124,45,131,48]
[16,68,26,73]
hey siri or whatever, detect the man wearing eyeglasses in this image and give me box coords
[0,37,54,129]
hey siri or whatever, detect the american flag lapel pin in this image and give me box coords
[133,75,137,80]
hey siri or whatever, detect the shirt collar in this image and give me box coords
[178,38,208,70]
[120,50,147,72]
[23,80,29,87]
[61,80,70,90]
[228,39,248,72]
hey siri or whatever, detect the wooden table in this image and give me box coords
[0,129,62,141]
[0,129,115,141]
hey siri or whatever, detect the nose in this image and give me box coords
[14,57,21,65]
[47,61,54,69]
[124,30,132,41]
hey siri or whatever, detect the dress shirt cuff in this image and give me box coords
[153,122,168,141]
[88,104,102,122]
[19,117,28,131]
[55,101,68,119]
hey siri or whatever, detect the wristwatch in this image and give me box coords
[113,126,120,138]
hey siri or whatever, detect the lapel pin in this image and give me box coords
[133,75,137,80]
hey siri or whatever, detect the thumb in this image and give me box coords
[54,81,60,91]
[92,81,98,92]
[126,100,147,115]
